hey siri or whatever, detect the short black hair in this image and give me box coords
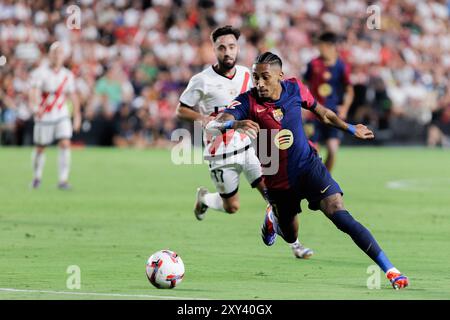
[254,52,282,68]
[318,32,338,44]
[211,25,240,42]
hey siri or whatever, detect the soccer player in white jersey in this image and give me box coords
[28,42,81,190]
[176,26,313,259]
[177,26,265,216]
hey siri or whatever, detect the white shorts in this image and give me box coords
[33,117,73,146]
[207,147,262,198]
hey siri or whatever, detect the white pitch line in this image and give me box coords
[0,288,208,300]
[386,178,450,191]
[386,180,413,190]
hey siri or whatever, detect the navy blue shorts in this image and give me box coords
[311,120,343,142]
[267,156,343,218]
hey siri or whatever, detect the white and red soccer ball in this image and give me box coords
[146,250,185,289]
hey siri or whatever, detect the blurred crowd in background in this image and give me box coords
[1,0,450,148]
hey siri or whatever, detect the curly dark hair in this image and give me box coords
[210,25,241,43]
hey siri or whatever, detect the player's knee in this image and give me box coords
[326,203,345,215]
[321,197,345,216]
[36,146,46,153]
[59,140,71,149]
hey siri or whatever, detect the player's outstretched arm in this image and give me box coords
[29,86,44,119]
[205,113,260,139]
[71,92,81,133]
[312,103,374,140]
[337,84,354,120]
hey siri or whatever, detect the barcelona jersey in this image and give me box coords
[224,78,321,190]
[304,57,351,111]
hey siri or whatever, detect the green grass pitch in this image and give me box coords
[0,146,449,299]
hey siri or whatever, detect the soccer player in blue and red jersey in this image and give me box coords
[304,32,354,172]
[206,52,408,289]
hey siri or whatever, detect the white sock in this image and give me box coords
[289,239,301,248]
[58,147,71,183]
[203,192,225,212]
[32,150,46,180]
[386,267,400,275]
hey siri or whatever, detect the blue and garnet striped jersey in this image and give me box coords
[304,57,351,111]
[224,78,320,190]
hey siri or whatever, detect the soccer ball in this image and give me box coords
[146,250,185,289]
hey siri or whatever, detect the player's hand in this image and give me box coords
[234,120,260,139]
[201,115,215,128]
[33,107,45,120]
[354,124,374,140]
[73,114,82,133]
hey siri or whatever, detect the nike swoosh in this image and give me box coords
[256,108,266,113]
[320,185,331,194]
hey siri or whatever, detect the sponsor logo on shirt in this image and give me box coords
[274,129,294,150]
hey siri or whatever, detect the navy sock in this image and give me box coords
[374,251,394,273]
[330,210,394,272]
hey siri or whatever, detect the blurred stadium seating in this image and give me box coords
[1,0,449,147]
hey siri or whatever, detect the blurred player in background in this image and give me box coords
[304,32,354,172]
[29,42,81,190]
[208,52,408,289]
[176,26,313,258]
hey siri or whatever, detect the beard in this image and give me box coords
[219,56,236,70]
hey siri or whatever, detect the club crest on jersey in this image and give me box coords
[318,83,332,97]
[274,129,294,150]
[272,108,284,122]
[226,100,241,109]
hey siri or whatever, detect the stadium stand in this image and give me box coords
[1,0,449,147]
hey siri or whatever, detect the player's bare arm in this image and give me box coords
[176,102,214,127]
[337,84,354,120]
[29,86,43,119]
[71,92,81,133]
[205,112,260,139]
[312,102,374,140]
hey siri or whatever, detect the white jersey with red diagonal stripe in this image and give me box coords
[29,64,75,122]
[179,65,253,158]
